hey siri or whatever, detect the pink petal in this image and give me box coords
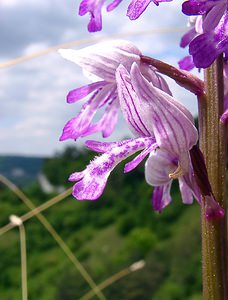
[70,136,157,200]
[60,85,111,141]
[124,141,158,173]
[106,0,123,11]
[152,183,172,213]
[130,63,198,158]
[127,0,151,20]
[67,81,108,103]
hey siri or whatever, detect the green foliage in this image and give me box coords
[0,146,204,300]
[123,228,157,260]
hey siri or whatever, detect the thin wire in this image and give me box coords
[0,222,14,236]
[0,175,106,300]
[19,224,28,300]
[0,27,185,69]
[0,174,72,237]
[0,184,71,236]
[80,267,131,300]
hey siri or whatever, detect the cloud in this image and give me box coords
[0,0,197,156]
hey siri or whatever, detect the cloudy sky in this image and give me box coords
[0,0,199,157]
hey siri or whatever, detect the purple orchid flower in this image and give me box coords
[59,40,170,141]
[69,63,198,207]
[181,0,228,68]
[79,0,172,32]
[79,0,123,32]
[145,148,201,212]
[178,16,202,71]
[182,0,226,30]
[189,12,228,68]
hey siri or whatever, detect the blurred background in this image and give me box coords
[0,1,203,299]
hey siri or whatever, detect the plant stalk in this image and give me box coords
[198,55,228,299]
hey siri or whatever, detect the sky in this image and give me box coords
[0,0,199,157]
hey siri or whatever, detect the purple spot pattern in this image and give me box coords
[69,137,156,200]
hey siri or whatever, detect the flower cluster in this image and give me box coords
[78,0,172,32]
[178,1,228,120]
[59,40,224,218]
[78,1,228,71]
[180,0,228,69]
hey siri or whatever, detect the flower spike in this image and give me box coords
[181,0,228,68]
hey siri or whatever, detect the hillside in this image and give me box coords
[0,147,203,300]
[0,155,45,187]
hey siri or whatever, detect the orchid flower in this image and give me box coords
[145,148,201,212]
[79,0,123,32]
[181,0,228,68]
[189,12,228,68]
[78,0,172,32]
[178,16,202,70]
[59,40,170,141]
[69,63,199,210]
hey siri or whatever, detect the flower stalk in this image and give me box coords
[198,54,228,299]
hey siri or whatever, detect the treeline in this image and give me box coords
[0,146,203,300]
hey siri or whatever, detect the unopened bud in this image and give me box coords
[204,195,225,221]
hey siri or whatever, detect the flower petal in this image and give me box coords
[67,81,108,103]
[145,149,177,186]
[82,96,119,138]
[85,138,136,152]
[152,183,172,213]
[59,40,141,82]
[178,177,194,204]
[189,32,226,68]
[189,14,228,68]
[203,3,226,32]
[140,64,172,95]
[124,141,158,173]
[127,0,151,20]
[60,84,112,141]
[180,27,197,48]
[79,0,105,32]
[70,136,156,200]
[182,0,216,16]
[106,0,123,11]
[178,56,195,71]
[130,63,198,157]
[116,64,153,136]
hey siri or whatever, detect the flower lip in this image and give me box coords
[69,137,157,200]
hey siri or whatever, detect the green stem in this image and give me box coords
[198,55,228,299]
